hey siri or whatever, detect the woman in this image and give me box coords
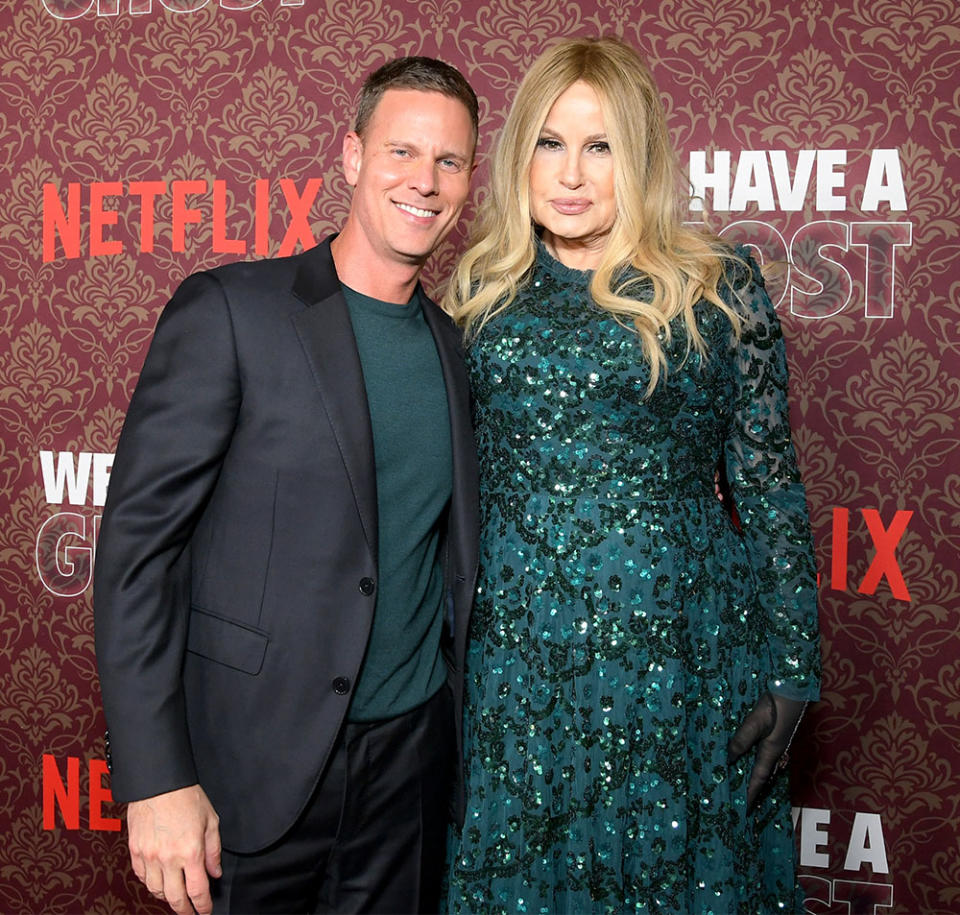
[445,37,820,914]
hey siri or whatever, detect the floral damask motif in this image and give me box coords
[802,651,877,748]
[91,9,135,65]
[454,0,588,90]
[410,0,465,48]
[206,63,333,179]
[834,713,954,828]
[289,0,421,95]
[42,597,98,687]
[864,459,935,505]
[832,0,960,131]
[0,2,97,148]
[0,644,82,745]
[53,70,168,182]
[783,330,874,415]
[790,427,863,511]
[83,885,168,915]
[908,659,960,742]
[83,403,128,454]
[242,2,298,57]
[0,808,84,904]
[128,5,249,143]
[583,0,657,37]
[60,252,156,346]
[754,47,881,148]
[928,278,960,368]
[56,252,159,399]
[844,534,957,651]
[797,0,836,37]
[0,156,54,254]
[839,332,960,462]
[928,843,960,910]
[136,4,247,91]
[877,142,960,310]
[923,558,960,617]
[0,752,24,825]
[874,140,960,257]
[0,321,87,443]
[0,156,66,331]
[844,0,960,69]
[629,0,799,140]
[0,435,14,502]
[927,471,960,556]
[0,110,17,174]
[0,486,59,626]
[658,0,787,74]
[937,82,960,160]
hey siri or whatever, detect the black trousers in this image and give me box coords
[212,685,453,914]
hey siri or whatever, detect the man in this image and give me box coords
[94,57,479,915]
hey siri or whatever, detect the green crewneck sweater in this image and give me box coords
[341,284,452,721]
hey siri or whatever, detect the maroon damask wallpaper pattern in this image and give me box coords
[0,0,958,912]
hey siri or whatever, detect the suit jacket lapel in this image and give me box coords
[290,240,378,559]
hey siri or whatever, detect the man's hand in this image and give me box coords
[127,784,222,915]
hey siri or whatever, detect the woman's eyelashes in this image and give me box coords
[534,135,611,155]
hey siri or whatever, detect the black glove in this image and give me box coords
[727,691,806,809]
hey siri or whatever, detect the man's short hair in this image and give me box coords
[354,56,479,142]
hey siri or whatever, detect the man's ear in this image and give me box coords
[342,131,363,187]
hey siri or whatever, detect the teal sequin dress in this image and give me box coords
[448,243,820,915]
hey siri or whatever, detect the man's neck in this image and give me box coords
[330,229,422,305]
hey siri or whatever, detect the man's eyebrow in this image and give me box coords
[386,140,469,160]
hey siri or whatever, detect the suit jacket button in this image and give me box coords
[332,677,350,695]
[359,577,375,596]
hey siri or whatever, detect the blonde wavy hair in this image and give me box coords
[445,37,740,393]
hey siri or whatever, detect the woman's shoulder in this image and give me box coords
[708,242,760,291]
[708,243,774,316]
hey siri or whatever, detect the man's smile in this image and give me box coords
[395,201,440,218]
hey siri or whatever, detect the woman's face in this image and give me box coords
[528,80,617,270]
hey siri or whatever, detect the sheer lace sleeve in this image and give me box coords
[723,252,821,702]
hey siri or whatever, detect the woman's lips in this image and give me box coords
[550,198,591,215]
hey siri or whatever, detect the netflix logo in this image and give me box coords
[824,507,913,602]
[42,177,324,262]
[42,755,120,832]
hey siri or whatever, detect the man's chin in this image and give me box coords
[393,245,437,266]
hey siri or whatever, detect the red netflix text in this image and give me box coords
[42,754,121,832]
[42,177,324,262]
[827,507,913,602]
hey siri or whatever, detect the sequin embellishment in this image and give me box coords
[448,243,820,915]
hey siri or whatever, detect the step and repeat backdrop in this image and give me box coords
[1,0,958,912]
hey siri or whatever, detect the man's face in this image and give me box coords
[342,88,475,269]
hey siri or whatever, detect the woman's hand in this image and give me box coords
[727,692,807,809]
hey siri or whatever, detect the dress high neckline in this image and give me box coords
[535,238,595,283]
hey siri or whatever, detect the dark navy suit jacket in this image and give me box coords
[94,237,479,852]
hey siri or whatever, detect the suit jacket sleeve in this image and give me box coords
[94,271,241,803]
